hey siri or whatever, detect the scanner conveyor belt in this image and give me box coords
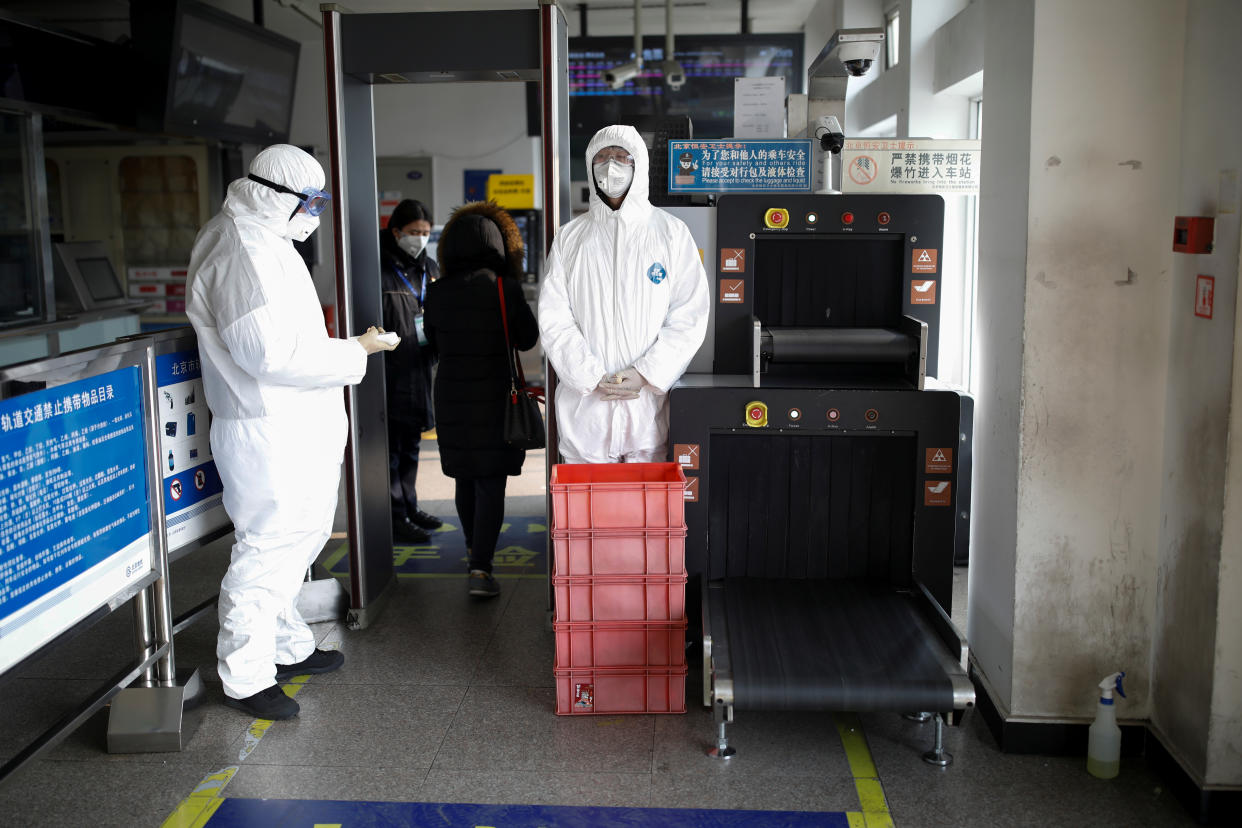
[720,578,956,712]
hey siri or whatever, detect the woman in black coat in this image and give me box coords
[380,199,442,544]
[423,201,539,598]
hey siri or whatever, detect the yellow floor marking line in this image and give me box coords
[163,676,315,827]
[835,714,895,828]
[160,766,237,828]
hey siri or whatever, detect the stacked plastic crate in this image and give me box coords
[550,462,688,715]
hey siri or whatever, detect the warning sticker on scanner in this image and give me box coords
[926,448,953,474]
[719,279,745,303]
[924,480,952,506]
[684,477,700,502]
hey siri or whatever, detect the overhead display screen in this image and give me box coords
[0,366,154,675]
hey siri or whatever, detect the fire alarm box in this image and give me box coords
[1173,216,1214,254]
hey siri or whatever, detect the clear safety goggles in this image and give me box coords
[247,173,333,216]
[592,146,635,167]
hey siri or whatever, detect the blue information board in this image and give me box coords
[667,139,813,193]
[0,366,153,672]
[155,349,227,550]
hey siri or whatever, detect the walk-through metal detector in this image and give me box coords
[320,2,570,628]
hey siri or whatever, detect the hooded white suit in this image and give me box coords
[538,125,710,463]
[186,145,367,699]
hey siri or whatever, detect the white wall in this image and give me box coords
[371,83,539,226]
[1155,0,1242,786]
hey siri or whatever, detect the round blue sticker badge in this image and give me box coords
[647,262,667,284]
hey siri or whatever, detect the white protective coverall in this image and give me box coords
[538,125,710,463]
[186,145,367,699]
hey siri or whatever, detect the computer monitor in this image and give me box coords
[53,242,130,313]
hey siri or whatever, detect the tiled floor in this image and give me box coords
[0,437,1203,827]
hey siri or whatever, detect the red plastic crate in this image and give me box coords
[551,528,687,577]
[552,574,688,622]
[550,463,686,531]
[554,620,688,669]
[555,665,688,715]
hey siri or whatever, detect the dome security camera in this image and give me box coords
[836,39,881,77]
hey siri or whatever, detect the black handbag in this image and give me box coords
[497,276,546,450]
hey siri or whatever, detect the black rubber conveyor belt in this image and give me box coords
[763,327,916,364]
[723,578,955,712]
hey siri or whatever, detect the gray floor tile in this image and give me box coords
[221,762,428,801]
[309,579,515,687]
[0,759,218,828]
[654,705,855,781]
[233,682,466,769]
[432,685,656,774]
[861,712,1198,827]
[421,769,654,808]
[472,579,556,687]
[648,768,860,813]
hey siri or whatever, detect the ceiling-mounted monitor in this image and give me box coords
[132,0,300,145]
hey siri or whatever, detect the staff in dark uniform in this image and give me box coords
[380,199,443,544]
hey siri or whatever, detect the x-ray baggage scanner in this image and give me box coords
[669,193,975,763]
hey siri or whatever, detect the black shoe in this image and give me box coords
[468,569,500,599]
[224,685,299,720]
[392,518,431,544]
[276,648,345,680]
[410,509,443,530]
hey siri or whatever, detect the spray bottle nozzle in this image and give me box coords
[1098,671,1126,700]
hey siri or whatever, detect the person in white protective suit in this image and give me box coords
[186,144,397,721]
[538,125,710,463]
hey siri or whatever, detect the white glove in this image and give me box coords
[599,366,646,394]
[356,326,399,354]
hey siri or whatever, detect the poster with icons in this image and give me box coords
[668,140,813,193]
[156,349,227,551]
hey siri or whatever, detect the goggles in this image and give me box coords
[591,146,635,167]
[247,173,333,216]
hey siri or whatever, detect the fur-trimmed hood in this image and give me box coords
[436,200,525,280]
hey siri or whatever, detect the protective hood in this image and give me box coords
[437,200,525,279]
[585,125,651,223]
[221,144,326,238]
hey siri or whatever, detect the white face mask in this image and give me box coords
[593,160,634,199]
[398,233,427,258]
[286,212,319,242]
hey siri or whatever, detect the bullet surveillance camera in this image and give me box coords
[662,59,686,91]
[837,39,882,77]
[604,60,642,90]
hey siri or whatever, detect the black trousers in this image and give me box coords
[389,429,422,523]
[455,476,508,573]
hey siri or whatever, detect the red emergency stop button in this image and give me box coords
[878,211,891,225]
[744,400,769,427]
[764,208,789,229]
[842,211,855,225]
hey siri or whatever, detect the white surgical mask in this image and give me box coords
[286,212,320,242]
[594,160,634,199]
[398,233,427,258]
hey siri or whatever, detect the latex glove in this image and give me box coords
[600,388,641,401]
[605,366,647,394]
[356,326,399,354]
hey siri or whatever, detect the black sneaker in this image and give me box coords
[393,518,431,544]
[410,509,443,530]
[276,648,345,680]
[224,685,299,720]
[468,569,500,599]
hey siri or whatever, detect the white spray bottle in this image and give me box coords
[1087,671,1126,779]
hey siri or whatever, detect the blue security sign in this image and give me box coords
[668,139,813,193]
[156,349,227,549]
[0,367,151,638]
